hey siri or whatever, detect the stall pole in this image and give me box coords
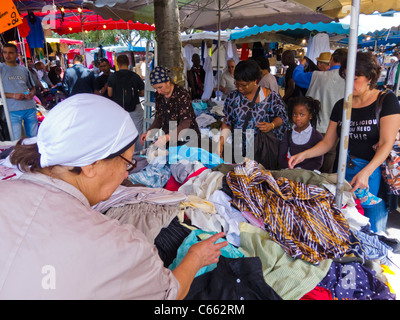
[216,0,222,101]
[17,28,28,67]
[0,71,16,141]
[335,0,360,208]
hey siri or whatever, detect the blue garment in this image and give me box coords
[10,108,38,140]
[292,65,313,89]
[26,16,45,49]
[349,230,394,266]
[345,154,388,233]
[168,145,224,168]
[128,155,171,188]
[293,64,341,90]
[169,229,244,278]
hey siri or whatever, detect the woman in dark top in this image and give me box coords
[140,66,200,147]
[289,51,400,232]
[279,96,323,170]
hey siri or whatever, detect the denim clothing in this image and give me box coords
[10,108,38,140]
[345,155,388,233]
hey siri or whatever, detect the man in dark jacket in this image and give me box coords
[62,55,95,96]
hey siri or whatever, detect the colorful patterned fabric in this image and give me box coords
[226,160,350,264]
[153,84,200,136]
[223,89,289,140]
[149,66,170,85]
[318,262,396,300]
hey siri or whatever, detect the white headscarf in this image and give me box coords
[37,94,138,168]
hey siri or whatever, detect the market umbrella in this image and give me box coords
[82,0,333,29]
[19,10,155,36]
[336,25,400,49]
[291,0,400,19]
[229,21,351,45]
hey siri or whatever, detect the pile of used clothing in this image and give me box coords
[99,145,400,300]
[1,141,399,300]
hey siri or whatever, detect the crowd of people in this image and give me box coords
[0,40,400,299]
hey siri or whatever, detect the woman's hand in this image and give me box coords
[256,122,274,133]
[153,134,170,147]
[288,152,306,169]
[349,169,370,193]
[216,140,224,158]
[140,132,148,145]
[172,232,228,300]
[187,232,228,269]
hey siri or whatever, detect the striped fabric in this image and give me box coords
[227,160,350,264]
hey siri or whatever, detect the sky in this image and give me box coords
[339,11,400,34]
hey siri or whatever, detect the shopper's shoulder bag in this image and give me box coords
[375,89,400,195]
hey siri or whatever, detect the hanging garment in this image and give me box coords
[318,262,396,300]
[184,256,282,300]
[306,33,330,65]
[386,60,399,87]
[17,17,31,38]
[201,55,214,100]
[26,13,45,49]
[182,44,195,69]
[227,160,350,264]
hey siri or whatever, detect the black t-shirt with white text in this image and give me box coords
[330,91,400,161]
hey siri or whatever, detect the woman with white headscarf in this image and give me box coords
[0,93,226,300]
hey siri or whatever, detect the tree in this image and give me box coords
[154,0,184,86]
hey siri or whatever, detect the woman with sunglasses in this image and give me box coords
[0,94,227,300]
[217,59,289,166]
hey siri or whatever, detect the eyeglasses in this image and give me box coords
[119,155,137,172]
[234,81,252,89]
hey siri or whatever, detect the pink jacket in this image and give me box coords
[0,173,179,299]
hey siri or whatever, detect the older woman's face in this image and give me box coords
[235,79,257,96]
[95,145,135,204]
[152,81,171,96]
